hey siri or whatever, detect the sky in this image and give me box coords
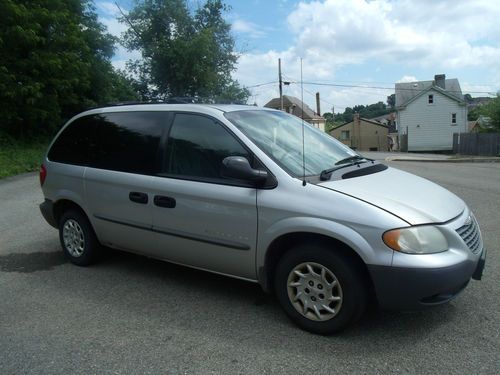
[96,0,500,114]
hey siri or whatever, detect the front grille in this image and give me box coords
[456,216,482,254]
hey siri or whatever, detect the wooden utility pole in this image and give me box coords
[278,58,283,110]
[315,92,321,116]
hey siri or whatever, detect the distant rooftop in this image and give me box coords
[395,75,463,107]
[264,95,324,120]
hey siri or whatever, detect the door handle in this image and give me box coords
[129,191,148,204]
[154,195,176,208]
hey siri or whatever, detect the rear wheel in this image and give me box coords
[59,210,100,266]
[274,244,367,334]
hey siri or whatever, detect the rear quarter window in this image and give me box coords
[48,116,96,166]
[48,111,165,175]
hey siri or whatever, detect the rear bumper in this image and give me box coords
[39,199,58,228]
[368,248,486,310]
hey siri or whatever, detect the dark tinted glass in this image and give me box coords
[91,112,164,174]
[165,114,249,180]
[48,116,96,166]
[48,112,165,174]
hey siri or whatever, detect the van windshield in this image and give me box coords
[225,110,358,177]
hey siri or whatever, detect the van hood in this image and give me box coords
[318,166,465,225]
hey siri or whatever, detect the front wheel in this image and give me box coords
[274,244,367,334]
[59,209,100,266]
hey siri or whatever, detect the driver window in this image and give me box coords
[165,114,250,181]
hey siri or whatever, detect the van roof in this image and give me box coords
[88,100,258,112]
[88,102,265,113]
[70,103,276,124]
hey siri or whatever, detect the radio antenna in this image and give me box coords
[300,58,306,186]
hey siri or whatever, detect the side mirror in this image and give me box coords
[221,156,268,184]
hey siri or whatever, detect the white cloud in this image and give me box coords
[397,76,418,83]
[111,46,142,71]
[286,0,500,68]
[101,16,128,38]
[236,0,500,108]
[96,1,139,71]
[96,1,120,17]
[461,83,499,97]
[232,19,267,38]
[323,87,390,112]
[97,1,127,37]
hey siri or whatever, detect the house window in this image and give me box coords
[340,130,350,140]
[451,113,457,125]
[428,94,434,104]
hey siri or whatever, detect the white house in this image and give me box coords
[396,74,467,151]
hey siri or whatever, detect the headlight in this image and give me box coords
[383,226,448,254]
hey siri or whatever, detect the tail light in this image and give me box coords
[39,164,47,186]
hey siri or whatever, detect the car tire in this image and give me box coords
[59,209,100,266]
[274,243,367,334]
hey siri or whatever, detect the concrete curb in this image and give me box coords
[386,157,500,163]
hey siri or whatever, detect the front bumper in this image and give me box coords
[368,247,486,310]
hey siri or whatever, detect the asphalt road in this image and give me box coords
[1,161,499,374]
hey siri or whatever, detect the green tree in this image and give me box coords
[338,107,354,123]
[467,106,480,121]
[79,3,139,106]
[387,93,395,108]
[331,101,391,124]
[322,112,335,132]
[478,94,500,131]
[0,0,138,138]
[355,101,390,119]
[121,0,249,102]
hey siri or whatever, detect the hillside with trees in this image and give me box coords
[323,99,393,132]
[0,0,138,137]
[0,0,248,140]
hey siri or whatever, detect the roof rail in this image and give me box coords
[86,97,251,111]
[104,100,166,106]
[165,97,201,104]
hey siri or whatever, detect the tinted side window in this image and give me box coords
[48,116,96,166]
[91,112,164,175]
[165,114,250,180]
[48,112,165,175]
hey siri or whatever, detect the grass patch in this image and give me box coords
[0,135,51,179]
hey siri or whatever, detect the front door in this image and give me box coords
[149,113,258,279]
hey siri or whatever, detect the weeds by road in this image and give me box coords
[0,134,50,179]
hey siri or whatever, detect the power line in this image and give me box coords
[280,74,346,111]
[281,72,498,95]
[301,81,497,95]
[316,79,499,87]
[244,81,277,89]
[282,73,335,109]
[245,76,496,110]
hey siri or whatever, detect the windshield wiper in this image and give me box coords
[334,155,368,165]
[319,155,373,181]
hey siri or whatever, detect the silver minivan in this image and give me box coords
[39,104,486,334]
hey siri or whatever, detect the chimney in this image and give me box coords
[316,92,321,116]
[434,74,446,89]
